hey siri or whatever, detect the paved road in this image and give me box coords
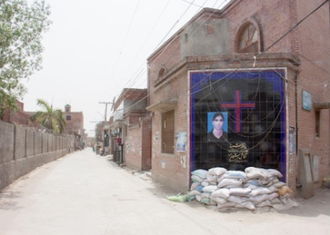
[0,148,329,235]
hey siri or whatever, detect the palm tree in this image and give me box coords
[30,99,66,134]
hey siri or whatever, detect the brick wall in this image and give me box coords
[141,118,152,170]
[0,121,14,164]
[125,125,142,170]
[64,112,84,135]
[124,116,151,171]
[0,120,74,190]
[147,0,330,192]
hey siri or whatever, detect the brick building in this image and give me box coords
[146,0,329,194]
[2,102,84,150]
[2,100,40,129]
[63,104,84,136]
[109,88,151,170]
[63,104,85,150]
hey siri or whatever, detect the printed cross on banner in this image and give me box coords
[221,90,255,132]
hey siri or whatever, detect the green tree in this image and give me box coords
[30,99,66,134]
[0,0,51,119]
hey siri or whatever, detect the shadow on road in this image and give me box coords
[0,190,23,210]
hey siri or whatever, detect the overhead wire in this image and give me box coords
[104,0,328,144]
[118,0,220,92]
[166,1,327,152]
[106,0,214,115]
[110,0,202,104]
[100,0,141,101]
[190,0,329,151]
[117,0,172,91]
[91,0,328,172]
[113,0,229,117]
[261,0,328,54]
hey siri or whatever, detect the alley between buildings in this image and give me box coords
[0,149,329,235]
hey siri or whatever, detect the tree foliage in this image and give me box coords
[30,99,66,134]
[0,0,51,119]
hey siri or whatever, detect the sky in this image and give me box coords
[22,0,229,137]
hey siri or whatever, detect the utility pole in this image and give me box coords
[99,101,113,121]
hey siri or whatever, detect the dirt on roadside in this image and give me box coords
[280,188,330,217]
[131,168,330,216]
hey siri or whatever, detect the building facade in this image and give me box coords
[109,88,151,170]
[147,0,330,193]
[2,100,40,129]
[63,104,84,136]
[62,104,85,150]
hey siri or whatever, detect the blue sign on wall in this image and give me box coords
[190,69,286,180]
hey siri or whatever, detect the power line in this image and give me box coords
[262,0,328,54]
[103,0,219,102]
[99,101,113,121]
[104,0,142,96]
[109,1,229,111]
[102,0,328,126]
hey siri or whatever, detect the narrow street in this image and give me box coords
[0,148,329,235]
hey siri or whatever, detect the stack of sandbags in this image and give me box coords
[187,167,295,212]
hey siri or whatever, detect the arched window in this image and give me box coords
[237,23,259,53]
[158,67,165,78]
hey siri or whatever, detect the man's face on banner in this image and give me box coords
[212,115,224,130]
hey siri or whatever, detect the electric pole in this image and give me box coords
[99,101,113,121]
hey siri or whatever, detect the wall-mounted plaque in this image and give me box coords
[302,90,312,111]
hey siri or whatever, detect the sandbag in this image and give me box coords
[224,170,247,180]
[227,195,249,204]
[267,169,283,178]
[267,185,279,193]
[195,185,204,192]
[218,178,242,188]
[268,192,279,201]
[191,169,209,179]
[250,194,269,204]
[245,167,272,179]
[243,182,258,190]
[190,182,200,190]
[278,186,293,196]
[200,193,211,199]
[166,194,187,202]
[259,177,278,186]
[246,180,261,187]
[208,167,227,176]
[211,188,230,199]
[192,175,204,183]
[256,200,272,208]
[229,187,251,196]
[190,166,295,212]
[273,181,286,188]
[250,187,272,197]
[187,195,196,202]
[202,185,218,193]
[201,181,210,186]
[217,202,236,209]
[188,190,201,196]
[210,196,227,204]
[200,198,217,205]
[206,173,218,183]
[235,201,256,211]
[217,175,225,183]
